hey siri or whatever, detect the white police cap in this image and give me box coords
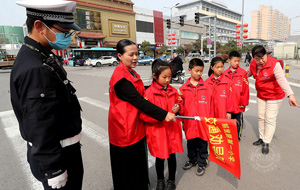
[16,0,81,31]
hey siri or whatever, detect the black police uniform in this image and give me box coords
[10,36,83,190]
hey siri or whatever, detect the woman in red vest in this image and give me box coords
[108,39,176,190]
[247,45,299,155]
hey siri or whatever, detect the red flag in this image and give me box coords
[201,117,241,179]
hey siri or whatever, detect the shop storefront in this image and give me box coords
[74,0,136,48]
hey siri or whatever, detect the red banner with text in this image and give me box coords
[201,117,241,179]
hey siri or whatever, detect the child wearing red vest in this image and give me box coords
[178,58,212,176]
[140,59,183,190]
[224,51,249,141]
[206,57,234,119]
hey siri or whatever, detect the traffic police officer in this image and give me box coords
[10,1,83,189]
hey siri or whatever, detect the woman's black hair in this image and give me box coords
[151,59,172,82]
[189,58,204,69]
[208,57,224,76]
[251,45,266,58]
[116,39,136,61]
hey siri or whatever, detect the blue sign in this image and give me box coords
[207,39,212,45]
[150,44,156,50]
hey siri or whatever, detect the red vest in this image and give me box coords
[108,63,145,147]
[224,67,249,113]
[206,74,234,119]
[178,78,212,140]
[250,56,285,100]
[140,82,183,159]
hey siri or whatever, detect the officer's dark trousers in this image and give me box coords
[187,137,208,167]
[27,142,84,190]
[231,112,243,139]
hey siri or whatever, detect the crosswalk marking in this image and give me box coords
[79,97,109,110]
[0,78,259,186]
[0,111,43,190]
[248,77,300,88]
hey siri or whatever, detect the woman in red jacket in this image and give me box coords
[109,39,176,190]
[140,59,183,190]
[206,57,234,119]
[247,45,299,155]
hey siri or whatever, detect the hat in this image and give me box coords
[16,0,81,31]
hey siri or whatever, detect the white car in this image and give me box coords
[89,56,119,67]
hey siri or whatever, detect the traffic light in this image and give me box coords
[179,16,184,26]
[166,19,171,29]
[195,12,200,24]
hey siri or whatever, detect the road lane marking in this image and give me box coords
[248,76,300,88]
[250,93,257,97]
[288,81,300,88]
[82,118,109,149]
[79,97,109,110]
[0,111,43,190]
[249,99,257,104]
[78,97,156,168]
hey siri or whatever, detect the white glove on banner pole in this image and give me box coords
[48,170,68,189]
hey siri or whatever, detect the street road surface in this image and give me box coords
[0,62,299,190]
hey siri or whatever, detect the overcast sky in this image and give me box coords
[1,0,300,32]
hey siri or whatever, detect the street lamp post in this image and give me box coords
[164,3,179,55]
[241,0,244,48]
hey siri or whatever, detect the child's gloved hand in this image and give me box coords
[172,104,180,113]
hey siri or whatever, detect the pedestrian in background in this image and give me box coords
[178,58,211,176]
[170,53,183,78]
[245,51,252,66]
[108,40,176,190]
[206,57,234,119]
[140,59,183,190]
[224,51,249,141]
[247,45,299,154]
[10,1,83,189]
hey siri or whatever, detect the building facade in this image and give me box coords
[74,0,136,48]
[250,5,290,41]
[164,19,205,49]
[0,26,24,56]
[174,0,242,44]
[134,7,164,46]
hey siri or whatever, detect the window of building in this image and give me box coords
[181,31,199,39]
[136,20,154,33]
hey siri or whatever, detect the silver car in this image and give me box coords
[89,56,119,67]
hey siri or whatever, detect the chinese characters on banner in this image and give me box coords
[201,117,241,179]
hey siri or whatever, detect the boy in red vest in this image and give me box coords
[224,51,249,141]
[178,58,212,176]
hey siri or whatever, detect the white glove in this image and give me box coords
[48,170,68,189]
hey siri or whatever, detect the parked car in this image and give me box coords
[89,56,119,67]
[185,53,201,63]
[159,55,172,62]
[201,55,210,63]
[138,55,154,65]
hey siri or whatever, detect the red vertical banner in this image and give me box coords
[201,117,241,179]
